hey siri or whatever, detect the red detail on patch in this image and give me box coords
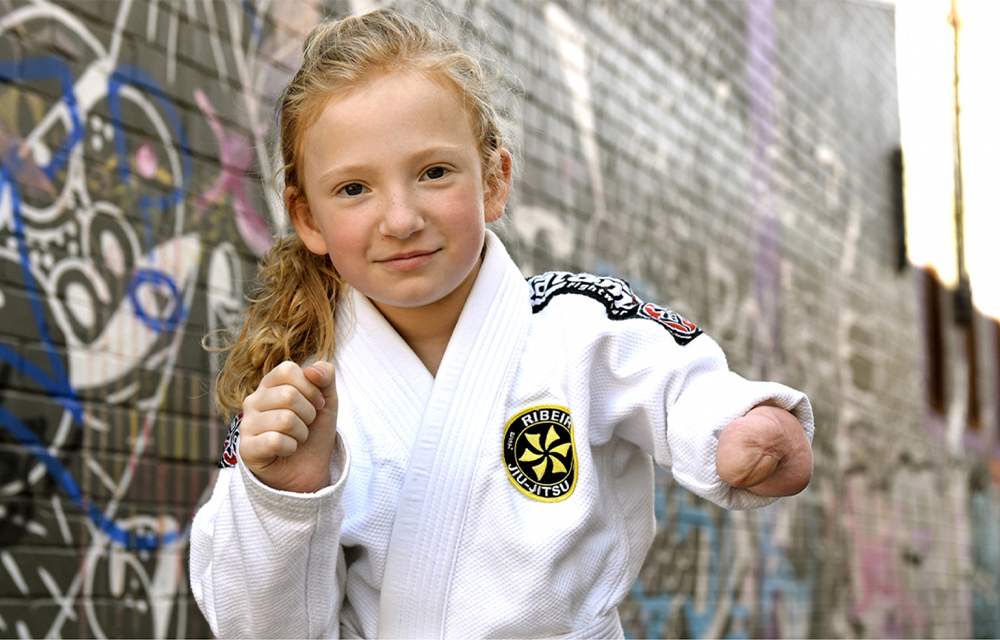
[642,303,663,319]
[640,303,700,337]
[218,413,243,468]
[666,318,697,333]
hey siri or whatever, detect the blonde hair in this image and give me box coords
[211,8,512,419]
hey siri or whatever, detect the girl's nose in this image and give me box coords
[378,190,425,238]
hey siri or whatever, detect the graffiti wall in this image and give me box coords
[0,0,996,638]
[0,0,312,635]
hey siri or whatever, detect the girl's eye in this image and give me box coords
[424,166,448,180]
[341,183,365,196]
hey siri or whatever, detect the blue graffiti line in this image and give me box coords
[625,585,670,640]
[0,57,83,181]
[628,477,749,640]
[0,343,81,420]
[0,177,182,551]
[138,192,187,255]
[675,487,727,638]
[628,474,675,639]
[970,491,1000,637]
[107,64,192,188]
[128,268,188,333]
[107,64,192,256]
[0,57,83,415]
[757,504,815,635]
[242,0,264,49]
[0,169,80,423]
[0,405,182,550]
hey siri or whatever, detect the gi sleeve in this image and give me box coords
[551,279,814,511]
[189,429,351,638]
[600,319,814,509]
[661,335,814,509]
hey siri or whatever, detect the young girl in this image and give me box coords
[190,9,814,639]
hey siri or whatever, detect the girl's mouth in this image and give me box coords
[378,249,439,271]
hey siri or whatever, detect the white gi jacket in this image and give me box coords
[190,231,814,639]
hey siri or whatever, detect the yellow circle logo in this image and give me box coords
[503,406,577,502]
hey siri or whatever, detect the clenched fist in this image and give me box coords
[239,361,339,493]
[716,405,813,497]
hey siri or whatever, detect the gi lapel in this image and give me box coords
[335,288,434,450]
[377,232,531,637]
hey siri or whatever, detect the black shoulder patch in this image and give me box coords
[526,271,703,346]
[218,413,242,468]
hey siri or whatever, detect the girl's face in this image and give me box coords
[290,70,510,323]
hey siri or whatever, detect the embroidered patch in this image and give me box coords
[503,405,577,502]
[527,271,702,346]
[218,413,242,469]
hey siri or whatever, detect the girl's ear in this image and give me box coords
[484,148,513,223]
[286,186,329,255]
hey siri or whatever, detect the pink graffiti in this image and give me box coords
[135,142,158,179]
[845,477,930,637]
[193,89,273,255]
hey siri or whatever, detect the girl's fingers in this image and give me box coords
[238,361,338,475]
[303,361,338,410]
[259,408,310,445]
[259,361,327,411]
[244,385,318,428]
[241,431,299,464]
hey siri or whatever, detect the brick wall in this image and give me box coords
[0,0,996,637]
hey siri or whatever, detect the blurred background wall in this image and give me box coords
[0,0,996,637]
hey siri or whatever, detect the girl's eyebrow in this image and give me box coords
[318,145,471,182]
[317,162,371,183]
[406,144,471,162]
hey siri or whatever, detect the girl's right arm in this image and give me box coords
[190,361,349,638]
